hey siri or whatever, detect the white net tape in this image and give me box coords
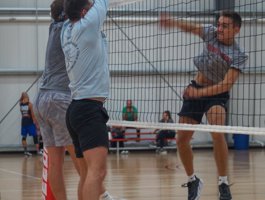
[109,0,145,8]
[107,120,265,136]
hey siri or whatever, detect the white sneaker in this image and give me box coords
[156,148,167,155]
[101,191,115,200]
[38,150,43,155]
[121,150,129,154]
[24,151,32,156]
[159,149,167,155]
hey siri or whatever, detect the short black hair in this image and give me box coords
[64,0,92,21]
[50,0,64,21]
[220,11,242,28]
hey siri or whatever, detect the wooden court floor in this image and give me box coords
[0,149,265,200]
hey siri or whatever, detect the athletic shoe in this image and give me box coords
[101,191,115,200]
[24,151,32,157]
[182,176,203,200]
[156,148,167,155]
[159,149,167,155]
[121,150,129,154]
[219,183,232,200]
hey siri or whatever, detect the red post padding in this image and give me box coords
[42,148,56,200]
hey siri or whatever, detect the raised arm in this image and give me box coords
[159,13,203,37]
[29,102,39,129]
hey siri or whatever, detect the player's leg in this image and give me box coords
[177,116,197,176]
[207,105,228,176]
[207,105,232,200]
[22,136,31,156]
[34,91,73,199]
[29,124,40,154]
[83,147,108,200]
[177,95,203,176]
[177,94,204,200]
[46,146,67,200]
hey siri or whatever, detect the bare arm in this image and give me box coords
[159,13,203,37]
[184,68,241,98]
[29,102,39,129]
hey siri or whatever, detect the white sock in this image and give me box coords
[101,191,114,200]
[218,176,229,185]
[188,173,196,182]
[101,191,109,198]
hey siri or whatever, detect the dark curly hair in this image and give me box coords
[50,0,65,21]
[64,0,93,21]
[219,10,242,28]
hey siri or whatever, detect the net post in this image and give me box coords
[42,148,55,200]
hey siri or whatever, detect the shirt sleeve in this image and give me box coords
[133,107,138,114]
[201,24,216,42]
[122,107,126,114]
[83,0,109,31]
[231,51,249,72]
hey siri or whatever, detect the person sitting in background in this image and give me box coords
[155,110,176,154]
[19,92,40,156]
[110,126,125,148]
[122,99,141,140]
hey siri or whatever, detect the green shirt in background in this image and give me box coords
[122,106,138,121]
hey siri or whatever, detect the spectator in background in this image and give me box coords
[110,126,125,149]
[122,99,140,140]
[155,110,176,154]
[19,92,40,156]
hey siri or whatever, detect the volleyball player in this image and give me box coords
[160,11,248,200]
[61,0,111,199]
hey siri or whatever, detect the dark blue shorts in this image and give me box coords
[178,81,229,123]
[66,99,109,158]
[21,124,37,137]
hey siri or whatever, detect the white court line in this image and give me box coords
[0,167,41,180]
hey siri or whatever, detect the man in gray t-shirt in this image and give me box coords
[160,11,248,200]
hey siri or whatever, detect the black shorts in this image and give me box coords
[178,80,229,123]
[66,99,109,158]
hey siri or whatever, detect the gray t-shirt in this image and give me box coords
[40,21,70,92]
[61,0,109,100]
[193,25,248,84]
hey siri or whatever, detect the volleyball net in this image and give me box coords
[104,0,265,135]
